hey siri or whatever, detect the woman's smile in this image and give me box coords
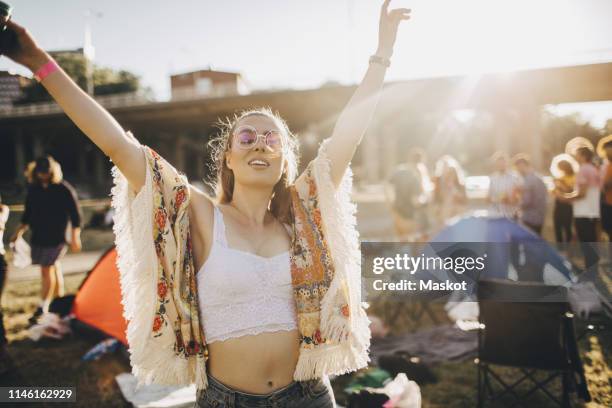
[248,158,271,169]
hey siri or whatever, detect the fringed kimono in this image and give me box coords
[111,134,371,389]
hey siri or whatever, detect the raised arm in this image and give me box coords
[326,0,410,187]
[4,20,145,192]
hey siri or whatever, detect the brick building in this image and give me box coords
[170,68,249,100]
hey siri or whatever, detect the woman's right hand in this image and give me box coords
[3,19,49,72]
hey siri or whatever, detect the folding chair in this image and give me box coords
[383,288,444,332]
[477,279,591,407]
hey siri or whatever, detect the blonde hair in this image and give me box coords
[565,136,594,157]
[208,107,300,224]
[25,156,63,184]
[550,153,578,178]
[596,134,612,159]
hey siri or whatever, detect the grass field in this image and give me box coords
[1,271,610,407]
[1,273,131,408]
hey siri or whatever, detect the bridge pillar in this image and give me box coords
[93,151,106,186]
[174,134,186,172]
[32,135,44,158]
[77,149,87,181]
[14,130,25,183]
[194,138,206,182]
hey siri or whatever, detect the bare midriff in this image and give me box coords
[206,329,301,394]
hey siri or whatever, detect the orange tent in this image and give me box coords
[71,248,128,345]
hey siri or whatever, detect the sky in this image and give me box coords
[1,0,611,126]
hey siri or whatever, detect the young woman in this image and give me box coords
[4,1,410,406]
[10,156,82,325]
[432,155,467,228]
[556,147,601,270]
[550,154,577,250]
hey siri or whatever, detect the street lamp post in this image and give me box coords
[84,10,102,96]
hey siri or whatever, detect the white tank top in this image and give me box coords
[196,206,297,344]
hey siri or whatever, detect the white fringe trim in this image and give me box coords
[308,138,371,365]
[293,342,370,381]
[111,144,208,389]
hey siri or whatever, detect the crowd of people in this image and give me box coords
[386,135,612,271]
[385,148,467,241]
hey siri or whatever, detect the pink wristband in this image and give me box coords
[33,60,60,82]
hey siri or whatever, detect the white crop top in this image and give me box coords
[196,207,298,344]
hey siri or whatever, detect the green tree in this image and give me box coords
[16,52,142,104]
[92,67,139,95]
[542,111,601,152]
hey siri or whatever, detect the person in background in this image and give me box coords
[386,147,431,241]
[0,194,9,353]
[412,148,434,239]
[550,155,577,251]
[488,151,522,220]
[513,154,547,235]
[432,155,467,228]
[597,135,612,266]
[10,156,82,325]
[556,146,601,270]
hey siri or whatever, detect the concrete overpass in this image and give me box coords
[1,62,611,199]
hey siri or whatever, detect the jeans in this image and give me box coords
[194,372,334,408]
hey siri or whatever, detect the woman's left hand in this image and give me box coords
[70,228,82,253]
[377,0,411,59]
[70,238,82,253]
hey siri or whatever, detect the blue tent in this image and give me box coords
[428,214,573,283]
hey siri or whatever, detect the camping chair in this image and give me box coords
[477,279,590,407]
[382,276,446,332]
[388,293,442,330]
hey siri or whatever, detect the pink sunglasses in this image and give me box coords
[232,125,284,152]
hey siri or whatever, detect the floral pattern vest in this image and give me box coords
[111,134,371,389]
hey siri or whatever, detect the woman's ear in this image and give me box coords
[225,151,233,170]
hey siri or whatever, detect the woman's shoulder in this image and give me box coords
[188,183,213,202]
[187,184,215,219]
[579,163,599,178]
